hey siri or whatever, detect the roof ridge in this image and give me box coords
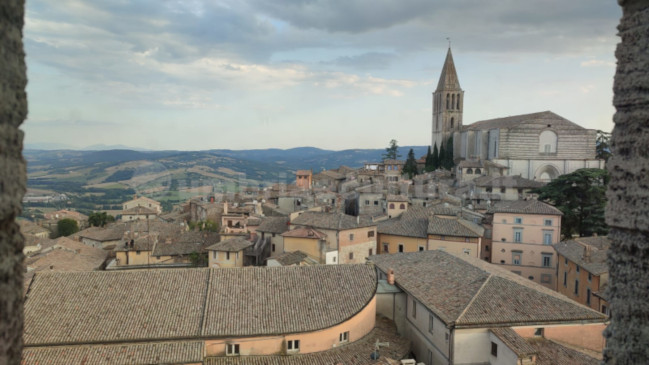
[456,274,493,323]
[199,269,213,336]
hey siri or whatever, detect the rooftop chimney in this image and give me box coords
[387,268,395,285]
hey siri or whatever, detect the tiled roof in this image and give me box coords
[206,237,253,252]
[488,200,563,216]
[281,227,327,239]
[475,175,545,189]
[19,220,50,235]
[291,212,376,230]
[458,160,484,168]
[436,47,461,91]
[465,111,586,131]
[377,205,429,238]
[267,251,309,266]
[201,265,376,337]
[490,327,536,357]
[122,206,159,215]
[554,236,610,275]
[25,265,376,346]
[152,240,206,256]
[257,216,290,234]
[383,159,405,165]
[22,341,204,365]
[203,316,409,365]
[527,338,600,365]
[24,269,209,345]
[386,194,409,202]
[315,170,345,180]
[124,196,160,206]
[369,251,607,327]
[77,226,126,242]
[427,216,483,238]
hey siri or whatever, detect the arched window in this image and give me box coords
[456,93,460,109]
[451,94,455,110]
[539,130,558,153]
[466,168,473,174]
[400,203,406,209]
[451,117,454,129]
[446,94,450,109]
[475,168,481,174]
[389,203,395,209]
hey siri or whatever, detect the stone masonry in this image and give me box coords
[604,0,649,363]
[0,0,27,364]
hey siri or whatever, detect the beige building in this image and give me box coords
[22,265,409,364]
[295,169,313,189]
[386,194,410,218]
[371,250,607,365]
[489,200,562,290]
[122,195,162,214]
[281,227,328,264]
[555,236,610,315]
[206,237,252,268]
[256,216,289,257]
[290,211,377,264]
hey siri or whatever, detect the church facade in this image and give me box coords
[431,48,604,181]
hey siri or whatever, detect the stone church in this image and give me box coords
[431,48,604,181]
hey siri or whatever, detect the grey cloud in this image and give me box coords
[322,52,399,70]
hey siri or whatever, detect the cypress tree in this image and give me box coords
[444,136,455,170]
[432,143,439,171]
[425,146,432,171]
[403,148,418,179]
[439,143,446,170]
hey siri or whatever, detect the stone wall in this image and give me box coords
[604,0,649,363]
[0,0,27,364]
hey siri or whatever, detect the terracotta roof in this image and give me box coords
[489,200,563,216]
[203,316,408,365]
[475,175,545,189]
[22,341,204,365]
[124,196,160,206]
[25,265,376,346]
[314,170,345,180]
[458,160,484,168]
[554,236,610,275]
[201,265,376,336]
[465,111,586,131]
[281,227,327,239]
[267,251,309,266]
[427,216,483,238]
[490,327,536,357]
[24,269,210,345]
[19,221,50,235]
[386,194,410,202]
[369,251,607,327]
[527,338,600,365]
[382,159,405,165]
[206,237,253,252]
[291,212,376,230]
[378,205,483,238]
[257,216,290,234]
[77,226,126,242]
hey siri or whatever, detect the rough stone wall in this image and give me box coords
[604,0,649,363]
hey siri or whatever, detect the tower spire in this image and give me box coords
[436,46,461,92]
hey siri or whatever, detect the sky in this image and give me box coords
[23,0,621,151]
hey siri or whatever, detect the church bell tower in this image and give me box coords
[432,47,464,151]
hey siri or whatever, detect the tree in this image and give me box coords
[424,146,433,171]
[531,168,609,238]
[188,251,207,267]
[431,143,440,171]
[402,148,418,179]
[439,143,446,170]
[382,139,401,161]
[57,218,79,237]
[596,129,612,162]
[443,136,455,170]
[88,212,115,227]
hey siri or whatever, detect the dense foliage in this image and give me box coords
[57,218,79,237]
[532,168,609,238]
[402,149,418,179]
[382,139,401,161]
[88,212,115,227]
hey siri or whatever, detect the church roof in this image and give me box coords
[436,47,462,91]
[465,111,586,131]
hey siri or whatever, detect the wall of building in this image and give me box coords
[209,250,244,268]
[557,253,608,313]
[387,202,408,218]
[492,212,560,246]
[123,198,162,213]
[378,234,428,254]
[453,328,493,365]
[283,236,325,263]
[496,125,597,161]
[204,297,376,356]
[338,226,377,264]
[428,235,480,258]
[487,330,524,365]
[514,323,607,353]
[264,233,284,258]
[406,294,451,365]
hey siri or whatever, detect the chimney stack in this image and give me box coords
[387,268,395,285]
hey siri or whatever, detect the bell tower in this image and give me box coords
[432,47,464,151]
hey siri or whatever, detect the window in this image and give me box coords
[534,328,544,337]
[514,217,522,224]
[466,168,473,174]
[398,244,404,253]
[428,350,433,365]
[543,231,553,245]
[213,251,217,259]
[602,305,609,315]
[383,243,389,253]
[365,200,370,205]
[368,248,373,256]
[349,234,354,241]
[419,246,425,252]
[491,342,498,357]
[588,272,592,282]
[574,279,579,295]
[587,289,591,305]
[456,93,461,109]
[451,117,454,128]
[226,252,230,260]
[475,168,481,174]
[446,93,450,109]
[512,251,522,265]
[412,299,417,318]
[136,250,141,255]
[565,257,568,265]
[500,187,506,194]
[374,200,379,206]
[451,94,455,110]
[485,245,490,252]
[563,272,567,287]
[349,252,354,260]
[528,276,534,280]
[539,130,558,153]
[486,187,493,193]
[541,274,552,284]
[287,340,300,353]
[368,231,375,238]
[544,219,553,226]
[542,253,552,267]
[429,314,434,334]
[462,248,470,255]
[399,203,406,209]
[576,265,580,273]
[271,244,276,252]
[513,228,523,243]
[389,203,395,209]
[339,331,349,343]
[226,344,240,356]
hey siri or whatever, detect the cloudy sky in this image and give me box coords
[23,0,621,151]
